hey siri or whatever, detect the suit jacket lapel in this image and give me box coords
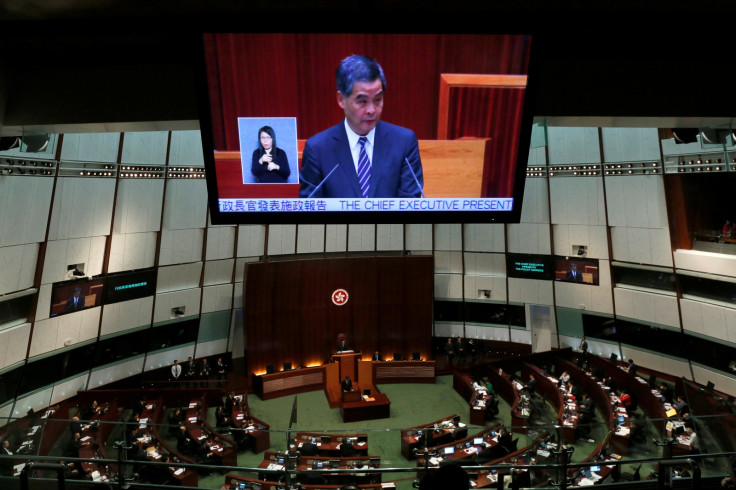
[370,122,391,198]
[331,124,363,198]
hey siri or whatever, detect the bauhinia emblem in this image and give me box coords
[332,289,349,306]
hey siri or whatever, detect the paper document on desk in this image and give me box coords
[267,463,285,470]
[174,468,185,475]
[81,435,92,442]
[428,457,440,466]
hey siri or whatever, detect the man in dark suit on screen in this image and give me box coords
[65,287,85,312]
[566,263,584,282]
[299,55,424,199]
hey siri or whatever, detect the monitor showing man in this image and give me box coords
[299,55,424,199]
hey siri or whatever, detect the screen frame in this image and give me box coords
[196,31,539,225]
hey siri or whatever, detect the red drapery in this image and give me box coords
[204,33,530,151]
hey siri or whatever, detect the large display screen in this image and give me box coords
[199,33,535,224]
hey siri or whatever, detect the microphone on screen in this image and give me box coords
[405,157,426,198]
[306,164,340,199]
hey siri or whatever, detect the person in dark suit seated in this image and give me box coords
[485,392,500,420]
[64,287,86,312]
[196,441,223,473]
[674,395,690,416]
[576,393,596,442]
[224,392,237,412]
[69,416,82,435]
[176,426,194,456]
[566,263,584,282]
[66,432,86,458]
[133,398,147,416]
[372,351,382,361]
[659,383,673,404]
[626,359,638,376]
[337,338,350,352]
[215,406,234,431]
[83,400,103,420]
[125,413,143,444]
[522,374,537,397]
[341,375,353,392]
[497,427,514,454]
[0,440,15,476]
[340,438,358,457]
[168,408,185,436]
[603,376,618,393]
[418,462,469,490]
[300,437,319,456]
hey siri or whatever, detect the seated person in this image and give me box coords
[626,359,638,376]
[300,437,319,456]
[485,392,500,419]
[659,383,673,403]
[341,375,354,392]
[215,406,234,430]
[196,440,223,471]
[619,389,632,410]
[176,426,195,456]
[340,438,358,457]
[576,394,596,441]
[682,427,701,454]
[522,374,537,396]
[674,395,690,416]
[497,427,514,453]
[168,408,185,436]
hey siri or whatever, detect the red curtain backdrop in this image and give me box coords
[204,33,531,150]
[447,86,527,198]
[243,256,433,375]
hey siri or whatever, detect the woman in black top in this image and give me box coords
[251,125,291,183]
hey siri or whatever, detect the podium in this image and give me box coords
[333,352,361,382]
[342,389,362,403]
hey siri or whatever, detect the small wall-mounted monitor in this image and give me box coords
[393,353,402,361]
[283,362,292,371]
[265,364,275,374]
[412,352,421,361]
[554,256,600,285]
[506,253,554,281]
[50,277,105,318]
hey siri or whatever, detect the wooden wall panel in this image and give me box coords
[244,256,433,375]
